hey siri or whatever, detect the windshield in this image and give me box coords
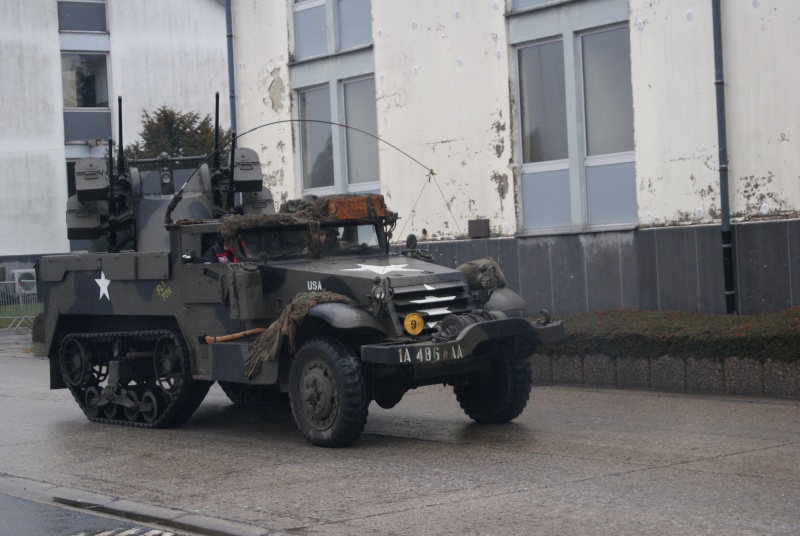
[235,223,382,261]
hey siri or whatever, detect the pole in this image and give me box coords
[712,0,736,314]
[225,0,237,132]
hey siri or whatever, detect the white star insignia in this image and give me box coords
[341,263,424,275]
[95,271,111,300]
[410,295,456,304]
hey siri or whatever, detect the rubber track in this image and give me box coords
[60,330,210,429]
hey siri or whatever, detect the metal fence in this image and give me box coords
[0,280,42,330]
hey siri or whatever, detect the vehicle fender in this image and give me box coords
[484,287,527,316]
[307,302,387,334]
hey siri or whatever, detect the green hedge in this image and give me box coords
[539,308,800,363]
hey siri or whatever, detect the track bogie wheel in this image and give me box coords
[103,401,118,420]
[124,391,139,422]
[141,390,159,424]
[84,387,101,418]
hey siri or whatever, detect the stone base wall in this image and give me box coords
[532,354,800,399]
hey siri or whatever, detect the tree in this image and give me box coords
[124,105,231,163]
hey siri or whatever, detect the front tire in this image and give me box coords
[454,357,531,423]
[289,337,368,447]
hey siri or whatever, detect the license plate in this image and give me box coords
[397,343,464,364]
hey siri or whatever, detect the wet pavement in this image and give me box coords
[1,327,799,535]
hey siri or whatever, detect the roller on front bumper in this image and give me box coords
[360,317,564,365]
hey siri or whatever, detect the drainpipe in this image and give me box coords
[712,0,736,314]
[225,0,237,131]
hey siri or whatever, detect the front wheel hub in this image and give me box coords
[298,359,338,430]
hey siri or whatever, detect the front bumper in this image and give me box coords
[360,317,564,365]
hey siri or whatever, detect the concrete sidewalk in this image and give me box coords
[0,327,35,359]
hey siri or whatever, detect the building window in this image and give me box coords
[58,1,107,33]
[582,27,634,157]
[298,77,379,194]
[62,53,111,142]
[337,0,372,51]
[62,53,108,108]
[519,40,568,164]
[299,86,334,190]
[343,77,379,185]
[515,10,635,231]
[293,0,372,61]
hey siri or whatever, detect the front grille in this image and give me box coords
[391,281,473,335]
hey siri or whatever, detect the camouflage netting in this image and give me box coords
[219,194,398,241]
[244,290,358,379]
[457,257,508,290]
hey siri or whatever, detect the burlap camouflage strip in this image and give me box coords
[244,290,358,379]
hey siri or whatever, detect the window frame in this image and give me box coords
[513,9,636,234]
[61,51,110,110]
[298,84,336,195]
[340,75,380,191]
[291,0,372,62]
[577,24,634,165]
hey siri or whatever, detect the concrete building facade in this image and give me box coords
[0,0,229,268]
[3,0,796,316]
[231,0,799,315]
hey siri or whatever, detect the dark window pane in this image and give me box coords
[62,54,109,108]
[66,161,77,197]
[338,0,372,50]
[300,87,334,189]
[294,4,327,59]
[63,110,112,143]
[582,27,634,156]
[58,2,107,32]
[344,78,378,184]
[519,41,568,163]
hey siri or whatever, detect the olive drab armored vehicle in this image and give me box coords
[39,98,563,447]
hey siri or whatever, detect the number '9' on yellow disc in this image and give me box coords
[403,313,424,335]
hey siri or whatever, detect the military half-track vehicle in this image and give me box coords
[39,101,563,447]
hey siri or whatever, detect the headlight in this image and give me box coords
[372,285,386,301]
[371,277,393,303]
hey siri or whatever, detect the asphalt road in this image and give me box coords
[1,330,799,535]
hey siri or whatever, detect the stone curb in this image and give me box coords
[0,474,283,536]
[533,354,800,399]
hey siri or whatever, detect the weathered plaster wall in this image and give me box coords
[231,1,296,208]
[372,1,515,240]
[723,1,799,219]
[0,1,69,257]
[631,0,799,226]
[629,0,719,226]
[108,0,230,145]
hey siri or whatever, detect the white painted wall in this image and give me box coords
[631,0,799,225]
[0,0,229,260]
[0,1,69,257]
[722,0,799,219]
[108,0,229,146]
[372,1,515,240]
[230,0,799,235]
[230,1,514,239]
[230,0,296,208]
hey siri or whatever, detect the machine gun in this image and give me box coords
[66,94,272,253]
